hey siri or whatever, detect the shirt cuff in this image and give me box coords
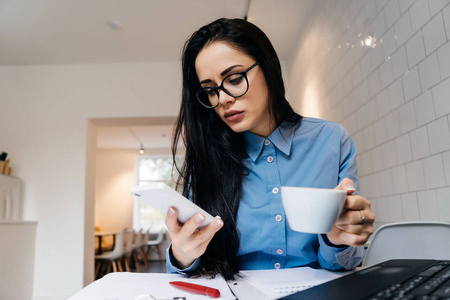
[318,235,364,270]
[165,243,201,275]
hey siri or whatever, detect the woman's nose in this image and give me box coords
[218,89,236,106]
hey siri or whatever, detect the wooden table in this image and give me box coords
[95,231,120,255]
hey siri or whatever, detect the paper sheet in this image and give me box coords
[240,267,341,298]
[68,272,236,300]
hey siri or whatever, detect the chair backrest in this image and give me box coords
[124,230,134,255]
[147,227,166,246]
[362,221,450,267]
[141,228,151,247]
[96,228,126,260]
[132,229,143,250]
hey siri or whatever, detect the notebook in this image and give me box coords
[239,267,341,298]
[279,259,450,300]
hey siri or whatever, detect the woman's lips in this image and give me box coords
[224,111,244,122]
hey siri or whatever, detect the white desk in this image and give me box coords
[69,267,354,300]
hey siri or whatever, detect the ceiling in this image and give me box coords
[0,0,319,149]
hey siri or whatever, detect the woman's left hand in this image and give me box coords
[326,178,375,247]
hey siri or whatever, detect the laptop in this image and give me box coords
[279,259,450,300]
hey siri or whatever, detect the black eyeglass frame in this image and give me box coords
[196,62,260,108]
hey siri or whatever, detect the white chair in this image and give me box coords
[362,221,450,267]
[146,227,166,262]
[123,230,134,272]
[140,228,151,269]
[95,228,126,277]
[132,229,144,272]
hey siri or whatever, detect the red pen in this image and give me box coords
[169,281,221,298]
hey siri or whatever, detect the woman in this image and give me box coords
[166,18,374,280]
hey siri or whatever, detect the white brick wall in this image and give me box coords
[288,0,450,229]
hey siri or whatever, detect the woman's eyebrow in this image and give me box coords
[199,64,244,85]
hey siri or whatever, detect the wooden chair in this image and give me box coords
[122,229,134,272]
[131,229,144,272]
[95,228,126,278]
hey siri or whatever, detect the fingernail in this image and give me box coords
[196,214,205,223]
[346,184,355,191]
[214,219,224,229]
[168,207,175,216]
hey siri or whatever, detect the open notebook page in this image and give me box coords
[240,267,341,298]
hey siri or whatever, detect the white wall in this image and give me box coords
[287,0,450,230]
[95,149,136,232]
[0,61,181,299]
[94,147,172,232]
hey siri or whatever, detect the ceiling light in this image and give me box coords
[139,144,145,155]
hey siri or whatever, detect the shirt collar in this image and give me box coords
[243,121,297,161]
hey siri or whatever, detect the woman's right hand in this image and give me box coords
[165,207,224,269]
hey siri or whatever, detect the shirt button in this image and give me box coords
[272,187,279,194]
[267,156,274,163]
[274,262,281,269]
[276,248,283,255]
[275,214,283,222]
[264,139,271,146]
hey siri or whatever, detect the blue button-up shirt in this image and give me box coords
[167,117,365,274]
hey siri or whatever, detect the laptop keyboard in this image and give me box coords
[367,261,450,300]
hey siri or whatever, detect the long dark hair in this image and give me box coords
[172,18,302,280]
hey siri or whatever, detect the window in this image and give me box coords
[134,156,177,229]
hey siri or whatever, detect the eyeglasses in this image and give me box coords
[196,62,260,108]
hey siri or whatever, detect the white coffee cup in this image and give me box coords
[281,187,347,234]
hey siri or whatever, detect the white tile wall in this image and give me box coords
[382,27,398,58]
[444,150,450,185]
[391,46,408,79]
[406,31,426,68]
[413,91,435,126]
[398,0,413,14]
[382,140,396,169]
[410,126,431,159]
[423,154,446,188]
[418,53,441,91]
[391,165,409,194]
[429,0,450,16]
[417,189,440,220]
[398,101,417,133]
[374,118,388,145]
[422,12,447,54]
[388,78,405,109]
[437,42,450,79]
[436,187,450,222]
[401,192,420,221]
[395,134,413,164]
[385,110,401,140]
[427,117,450,154]
[402,67,422,101]
[385,0,401,28]
[410,0,431,33]
[379,61,393,89]
[432,77,450,118]
[289,0,450,228]
[444,4,450,38]
[388,195,404,221]
[376,88,391,117]
[394,12,413,47]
